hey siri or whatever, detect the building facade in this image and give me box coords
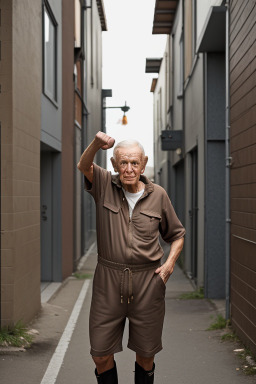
[0,0,107,326]
[147,0,256,355]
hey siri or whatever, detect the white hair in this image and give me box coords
[113,140,145,159]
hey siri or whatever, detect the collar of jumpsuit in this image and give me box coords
[111,172,154,195]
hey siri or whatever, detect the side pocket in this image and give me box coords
[155,273,166,293]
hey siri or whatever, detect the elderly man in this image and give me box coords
[77,131,185,383]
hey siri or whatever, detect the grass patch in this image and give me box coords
[73,272,93,280]
[235,348,256,376]
[0,321,34,348]
[243,366,256,376]
[179,287,204,300]
[221,332,239,342]
[207,314,227,330]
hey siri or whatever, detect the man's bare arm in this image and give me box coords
[155,237,184,283]
[77,131,115,183]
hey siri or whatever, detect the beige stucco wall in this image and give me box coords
[172,2,183,133]
[85,0,105,166]
[152,39,170,192]
[1,0,41,325]
[184,56,205,288]
[86,0,103,137]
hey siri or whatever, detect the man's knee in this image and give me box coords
[92,354,114,374]
[136,354,155,371]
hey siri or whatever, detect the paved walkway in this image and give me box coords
[0,244,255,383]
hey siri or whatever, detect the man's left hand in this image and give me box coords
[155,263,174,284]
[155,237,184,284]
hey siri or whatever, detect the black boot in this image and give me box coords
[135,361,155,383]
[95,361,118,383]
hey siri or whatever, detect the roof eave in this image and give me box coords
[152,0,179,35]
[96,0,108,31]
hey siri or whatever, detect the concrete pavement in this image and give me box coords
[0,243,255,383]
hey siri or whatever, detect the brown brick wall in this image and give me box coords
[62,0,75,279]
[230,0,256,355]
[1,0,41,325]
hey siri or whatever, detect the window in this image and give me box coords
[43,1,57,103]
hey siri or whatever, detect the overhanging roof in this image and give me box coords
[145,58,162,73]
[197,6,226,53]
[152,0,179,34]
[96,0,107,31]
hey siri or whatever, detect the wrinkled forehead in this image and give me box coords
[115,145,144,161]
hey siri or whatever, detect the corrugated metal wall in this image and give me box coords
[230,0,256,355]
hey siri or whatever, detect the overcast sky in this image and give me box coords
[102,0,166,169]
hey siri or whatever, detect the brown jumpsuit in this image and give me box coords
[85,164,185,358]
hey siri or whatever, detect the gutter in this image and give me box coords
[225,0,231,320]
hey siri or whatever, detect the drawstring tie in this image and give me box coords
[98,256,161,304]
[120,268,133,304]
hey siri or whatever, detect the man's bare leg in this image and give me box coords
[136,354,154,371]
[92,354,114,374]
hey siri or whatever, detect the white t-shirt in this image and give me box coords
[122,188,145,218]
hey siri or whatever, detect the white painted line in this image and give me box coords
[40,279,91,384]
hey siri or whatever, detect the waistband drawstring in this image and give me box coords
[120,268,133,304]
[98,256,160,304]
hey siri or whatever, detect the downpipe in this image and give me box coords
[225,0,231,320]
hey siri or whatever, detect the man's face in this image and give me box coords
[111,145,147,188]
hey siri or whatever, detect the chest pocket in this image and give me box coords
[103,201,120,214]
[139,210,162,239]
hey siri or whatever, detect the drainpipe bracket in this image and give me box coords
[226,157,232,167]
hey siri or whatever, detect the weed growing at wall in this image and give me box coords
[0,321,33,348]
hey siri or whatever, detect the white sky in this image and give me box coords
[102,0,166,169]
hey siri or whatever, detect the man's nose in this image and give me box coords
[126,163,133,172]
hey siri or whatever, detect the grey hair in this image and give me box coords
[113,140,145,159]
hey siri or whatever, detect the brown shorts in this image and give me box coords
[89,260,166,358]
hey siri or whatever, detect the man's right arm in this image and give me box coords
[77,131,115,183]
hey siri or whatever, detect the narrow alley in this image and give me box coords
[1,0,256,383]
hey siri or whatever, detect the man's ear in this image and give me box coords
[111,157,118,172]
[141,156,148,174]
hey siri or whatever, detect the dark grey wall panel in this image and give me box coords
[207,53,225,141]
[205,53,225,298]
[205,142,225,298]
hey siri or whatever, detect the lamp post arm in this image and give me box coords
[103,106,130,112]
[103,102,130,126]
[103,106,124,109]
[103,101,130,113]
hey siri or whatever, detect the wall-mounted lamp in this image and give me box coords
[161,130,183,151]
[104,101,130,125]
